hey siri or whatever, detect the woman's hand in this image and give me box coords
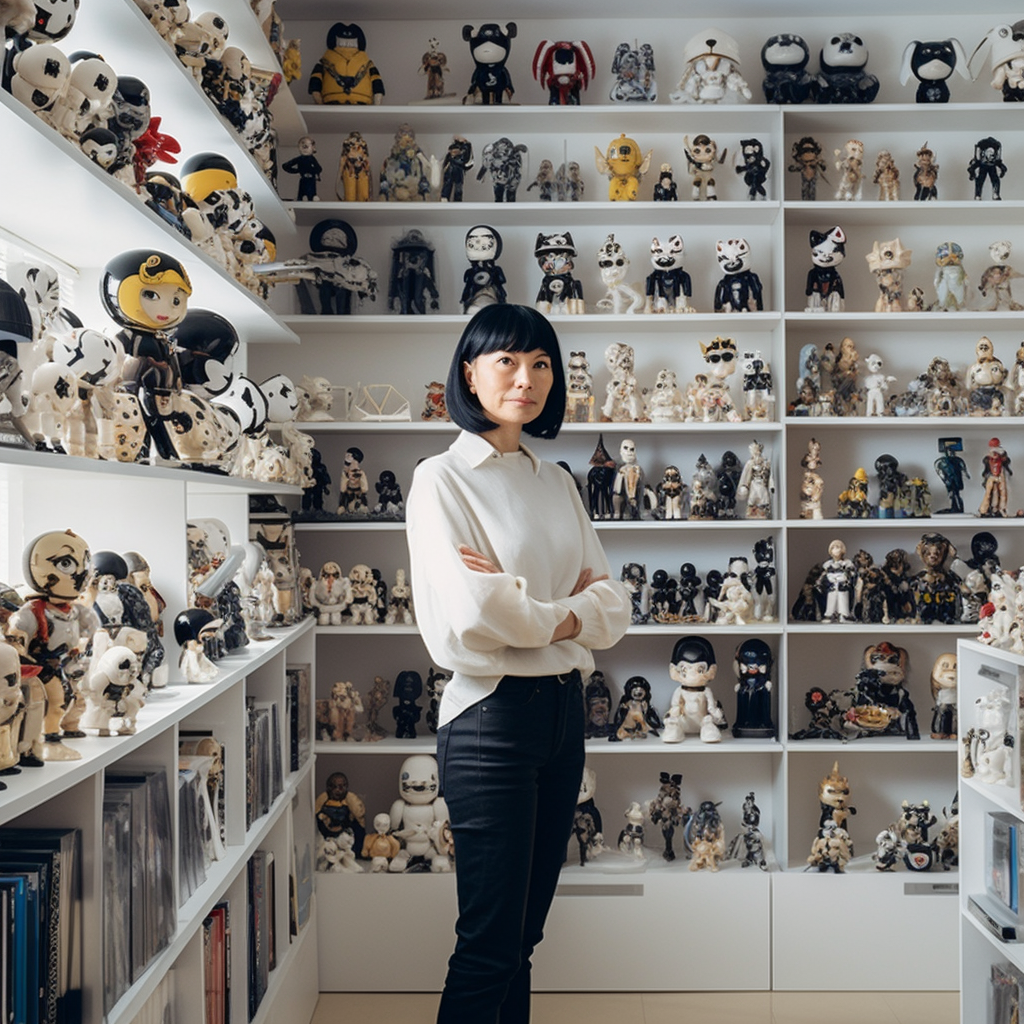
[458,545,500,574]
[571,568,608,596]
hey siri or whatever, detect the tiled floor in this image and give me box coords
[312,989,960,1024]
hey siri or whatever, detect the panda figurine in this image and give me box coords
[760,33,816,104]
[816,32,880,104]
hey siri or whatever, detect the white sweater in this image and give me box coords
[406,430,631,727]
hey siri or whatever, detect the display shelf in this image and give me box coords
[788,738,958,753]
[296,418,784,433]
[786,517,1024,529]
[786,623,976,635]
[785,415,1024,428]
[295,517,783,532]
[784,201,1024,229]
[782,101,1022,135]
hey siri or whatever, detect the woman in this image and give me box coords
[406,304,630,1023]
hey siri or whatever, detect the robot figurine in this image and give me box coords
[595,133,653,201]
[389,230,441,314]
[308,23,384,105]
[968,137,1007,200]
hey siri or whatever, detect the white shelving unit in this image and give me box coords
[242,0,1021,999]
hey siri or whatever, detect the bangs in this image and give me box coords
[462,305,560,361]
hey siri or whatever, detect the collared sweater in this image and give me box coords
[406,430,631,727]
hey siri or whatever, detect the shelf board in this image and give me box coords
[784,200,1024,228]
[961,774,1023,818]
[296,517,783,532]
[784,310,1024,330]
[314,622,786,637]
[295,417,782,433]
[781,101,1021,134]
[786,516,1024,528]
[785,416,1024,428]
[786,737,958,753]
[786,622,977,634]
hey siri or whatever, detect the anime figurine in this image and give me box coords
[532,39,595,105]
[978,240,1023,311]
[934,437,970,513]
[816,32,880,103]
[335,130,372,202]
[687,800,727,871]
[833,139,865,201]
[736,138,770,200]
[462,22,516,105]
[281,135,321,201]
[595,133,652,202]
[682,133,726,201]
[761,33,815,103]
[644,235,694,314]
[968,137,1007,200]
[586,434,617,519]
[595,236,644,314]
[862,354,896,417]
[913,143,940,200]
[966,337,1008,415]
[378,123,439,202]
[731,638,775,738]
[610,675,663,741]
[873,150,900,201]
[968,21,1024,102]
[865,238,913,312]
[617,802,646,859]
[901,39,970,102]
[391,670,423,739]
[416,37,454,102]
[460,225,507,313]
[388,230,440,314]
[979,437,1012,517]
[713,238,764,312]
[609,40,657,102]
[476,137,527,202]
[534,232,584,315]
[914,533,962,624]
[671,28,751,104]
[308,23,384,104]
[736,440,774,518]
[789,136,828,201]
[646,772,688,862]
[658,635,725,743]
[570,766,606,866]
[804,226,846,313]
[815,539,857,621]
[930,652,958,739]
[439,135,474,202]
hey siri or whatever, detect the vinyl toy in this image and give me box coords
[646,772,688,862]
[713,238,764,312]
[618,802,646,859]
[977,240,1023,311]
[930,652,958,739]
[815,32,880,103]
[460,225,507,313]
[391,670,423,739]
[609,40,656,102]
[966,336,1008,415]
[804,226,846,312]
[388,229,441,314]
[308,22,384,104]
[595,236,644,314]
[732,638,775,738]
[417,37,454,102]
[913,533,962,625]
[462,22,517,105]
[687,800,726,871]
[789,136,828,200]
[652,163,678,201]
[979,437,1012,517]
[534,232,585,314]
[968,21,1024,102]
[900,38,970,102]
[564,351,595,422]
[761,33,815,103]
[737,439,774,518]
[847,640,919,740]
[671,28,751,104]
[695,335,742,422]
[173,608,221,683]
[610,675,662,741]
[336,130,372,202]
[865,238,913,312]
[378,123,439,202]
[309,562,349,625]
[834,139,864,201]
[372,471,405,519]
[570,766,606,866]
[968,137,1007,200]
[873,151,900,201]
[644,235,694,313]
[736,138,770,200]
[683,133,727,200]
[440,136,474,202]
[913,143,940,200]
[863,354,896,417]
[612,438,654,520]
[595,133,653,201]
[476,136,528,201]
[532,39,596,105]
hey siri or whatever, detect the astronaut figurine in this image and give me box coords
[388,754,451,872]
[662,635,728,744]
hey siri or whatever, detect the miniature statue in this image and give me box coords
[726,791,768,869]
[865,238,913,312]
[682,133,727,201]
[391,670,423,739]
[462,22,516,104]
[816,539,857,621]
[570,766,606,866]
[532,39,595,105]
[612,438,655,520]
[873,150,900,201]
[644,235,694,313]
[308,22,384,104]
[416,37,454,102]
[978,240,1023,311]
[617,802,646,859]
[315,771,367,861]
[281,135,321,202]
[601,342,643,421]
[424,667,450,734]
[808,818,853,872]
[913,143,940,200]
[708,575,755,626]
[647,370,686,423]
[914,533,962,624]
[934,437,970,513]
[968,137,1007,200]
[645,772,688,862]
[735,138,770,200]
[562,350,594,423]
[962,687,1013,784]
[460,225,507,313]
[848,640,919,739]
[595,236,644,314]
[901,39,970,102]
[931,241,970,311]
[555,160,585,201]
[713,238,763,312]
[309,562,349,625]
[583,671,613,739]
[861,354,896,418]
[620,563,651,625]
[731,637,775,738]
[799,439,825,520]
[752,537,777,621]
[79,632,144,737]
[968,21,1024,102]
[672,28,750,104]
[586,434,617,519]
[804,226,846,313]
[740,351,774,420]
[760,32,814,102]
[826,336,862,416]
[388,229,440,314]
[695,336,742,422]
[378,123,438,202]
[595,133,653,201]
[384,566,413,623]
[737,439,774,518]
[610,41,657,102]
[979,437,1012,517]
[334,130,372,202]
[173,608,221,683]
[814,761,855,838]
[833,139,865,201]
[687,800,727,871]
[789,136,828,201]
[930,652,958,739]
[688,454,718,520]
[661,636,727,744]
[534,232,585,315]
[966,337,1008,415]
[476,136,527,202]
[652,163,679,202]
[873,827,901,871]
[610,675,662,741]
[816,32,879,103]
[440,135,474,202]
[362,813,401,872]
[373,470,405,519]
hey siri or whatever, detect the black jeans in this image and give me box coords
[435,672,584,1024]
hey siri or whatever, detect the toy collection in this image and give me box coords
[462,22,517,105]
[308,22,384,104]
[713,238,764,312]
[534,232,585,315]
[595,133,653,201]
[901,38,971,102]
[682,133,727,201]
[337,130,372,202]
[460,225,507,313]
[661,635,728,744]
[532,39,596,105]
[609,40,657,102]
[672,29,751,104]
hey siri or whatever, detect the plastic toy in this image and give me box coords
[460,225,506,314]
[645,772,688,862]
[816,32,879,103]
[462,22,516,105]
[391,670,422,738]
[726,792,768,869]
[978,240,1023,310]
[570,765,606,865]
[417,37,454,102]
[378,123,439,202]
[308,23,384,104]
[595,133,652,201]
[609,41,656,102]
[476,136,527,202]
[617,802,646,858]
[930,652,958,739]
[731,638,775,738]
[388,229,440,314]
[671,28,751,104]
[966,337,1008,415]
[595,235,644,314]
[873,150,900,201]
[934,437,970,513]
[979,437,1012,517]
[865,238,913,312]
[532,39,595,105]
[610,675,662,741]
[652,163,678,201]
[968,137,1007,200]
[644,235,694,313]
[336,130,371,202]
[962,687,1013,784]
[804,226,846,313]
[913,143,940,200]
[281,134,321,201]
[736,138,770,200]
[816,539,857,621]
[534,232,584,315]
[79,633,144,737]
[862,354,896,417]
[914,532,962,625]
[737,439,774,518]
[713,238,764,312]
[901,38,971,102]
[682,133,726,201]
[687,800,727,871]
[761,33,815,103]
[968,22,1024,102]
[789,136,828,200]
[440,135,474,202]
[385,569,414,624]
[833,139,864,201]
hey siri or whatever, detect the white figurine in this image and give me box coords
[863,354,896,417]
[612,438,656,520]
[740,351,774,421]
[708,577,755,625]
[966,336,1008,416]
[646,368,686,422]
[932,241,970,311]
[617,801,647,859]
[601,342,644,421]
[346,564,378,625]
[978,240,1023,311]
[388,754,451,873]
[595,235,644,314]
[834,139,865,201]
[965,686,1013,785]
[671,29,751,104]
[385,569,414,625]
[817,539,857,622]
[737,439,775,518]
[695,336,742,423]
[79,635,145,736]
[362,813,402,872]
[310,561,351,625]
[662,636,728,744]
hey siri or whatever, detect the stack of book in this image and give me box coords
[202,901,231,1024]
[245,699,282,829]
[246,850,276,1021]
[286,665,311,773]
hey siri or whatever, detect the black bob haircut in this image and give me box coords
[445,304,566,440]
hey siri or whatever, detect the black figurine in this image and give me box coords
[760,33,815,103]
[392,670,423,738]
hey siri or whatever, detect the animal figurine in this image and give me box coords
[713,238,764,312]
[462,22,517,104]
[968,21,1024,102]
[532,39,596,105]
[816,32,880,103]
[900,38,971,102]
[761,33,815,103]
[595,235,644,314]
[644,235,694,313]
[804,226,846,312]
[671,28,751,104]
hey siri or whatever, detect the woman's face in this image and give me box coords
[464,348,553,430]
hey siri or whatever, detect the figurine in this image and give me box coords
[725,791,768,869]
[335,130,371,202]
[968,136,1007,199]
[378,123,438,202]
[901,39,970,102]
[962,687,1013,784]
[689,454,719,520]
[534,232,584,315]
[687,800,727,871]
[386,755,450,873]
[799,439,825,520]
[914,532,962,624]
[737,440,774,518]
[595,133,652,202]
[865,238,913,312]
[735,138,770,200]
[308,23,384,105]
[532,39,595,105]
[644,235,694,313]
[388,229,440,314]
[647,372,686,424]
[682,133,726,201]
[555,160,585,201]
[617,802,646,858]
[731,638,775,738]
[583,671,613,739]
[751,538,777,621]
[833,139,865,201]
[708,575,755,625]
[460,225,507,313]
[804,226,846,313]
[595,236,644,314]
[440,136,474,202]
[462,22,516,105]
[661,636,727,744]
[848,640,919,739]
[373,473,405,520]
[695,335,742,422]
[814,760,855,833]
[713,238,763,312]
[873,150,900,201]
[612,438,655,520]
[816,539,857,621]
[416,37,454,102]
[913,143,940,200]
[315,770,366,856]
[620,563,651,624]
[309,562,349,625]
[345,564,378,625]
[173,608,220,683]
[610,675,662,741]
[861,354,896,418]
[979,437,1012,517]
[645,772,688,862]
[362,812,401,872]
[935,437,970,513]
[740,351,774,420]
[586,434,617,519]
[827,335,862,417]
[281,135,321,201]
[424,667,450,734]
[968,22,1024,102]
[789,136,828,201]
[930,652,958,739]
[601,341,643,420]
[391,670,422,739]
[966,337,1008,415]
[978,240,1023,311]
[609,41,657,102]
[816,32,879,103]
[761,33,815,103]
[837,467,871,518]
[651,163,678,201]
[476,137,527,202]
[671,28,751,104]
[563,351,594,423]
[570,766,605,865]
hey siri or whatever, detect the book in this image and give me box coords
[246,851,270,1021]
[102,792,132,1014]
[0,858,49,1024]
[202,901,230,1024]
[290,790,314,936]
[286,665,311,772]
[0,876,29,1024]
[989,812,1021,915]
[991,961,1024,1024]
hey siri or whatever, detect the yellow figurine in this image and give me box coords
[282,39,301,85]
[594,133,653,201]
[308,22,384,105]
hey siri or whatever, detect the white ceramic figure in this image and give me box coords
[594,235,643,314]
[863,354,896,417]
[79,635,145,736]
[662,636,727,743]
[310,562,351,625]
[388,754,451,873]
